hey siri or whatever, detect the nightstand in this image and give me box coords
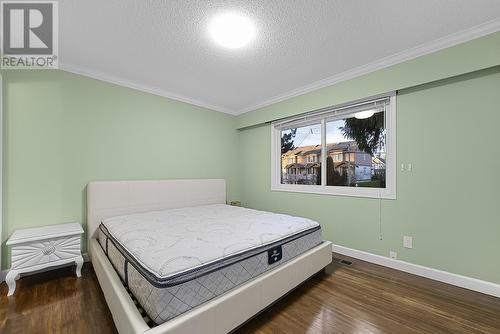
[5,222,84,296]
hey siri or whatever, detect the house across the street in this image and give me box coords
[281,141,379,185]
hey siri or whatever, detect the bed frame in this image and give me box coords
[87,179,332,334]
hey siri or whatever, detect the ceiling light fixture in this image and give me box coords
[209,12,255,49]
[354,110,376,119]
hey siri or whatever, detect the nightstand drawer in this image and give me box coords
[11,236,82,270]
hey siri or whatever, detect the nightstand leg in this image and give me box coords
[6,270,18,296]
[75,256,84,277]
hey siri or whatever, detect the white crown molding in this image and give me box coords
[59,63,237,115]
[332,244,500,298]
[59,18,500,116]
[235,18,500,115]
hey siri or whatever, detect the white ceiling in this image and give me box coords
[60,1,500,115]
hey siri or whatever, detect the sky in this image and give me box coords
[281,112,386,156]
[283,119,349,147]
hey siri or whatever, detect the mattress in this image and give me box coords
[98,204,323,325]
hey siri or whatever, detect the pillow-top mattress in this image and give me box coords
[98,204,323,324]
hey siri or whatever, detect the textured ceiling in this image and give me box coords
[60,1,500,114]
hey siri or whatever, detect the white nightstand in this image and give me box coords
[5,222,84,296]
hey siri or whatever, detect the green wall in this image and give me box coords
[238,31,500,129]
[2,34,500,286]
[1,70,240,268]
[238,67,500,284]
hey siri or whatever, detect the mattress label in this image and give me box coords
[268,245,283,264]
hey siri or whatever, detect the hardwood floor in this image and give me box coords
[0,264,117,334]
[1,255,500,334]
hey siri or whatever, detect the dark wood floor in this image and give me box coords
[1,255,500,334]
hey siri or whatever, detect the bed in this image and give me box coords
[87,179,332,334]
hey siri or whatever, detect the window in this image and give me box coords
[271,94,396,199]
[280,123,321,185]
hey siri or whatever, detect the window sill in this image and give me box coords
[271,184,396,200]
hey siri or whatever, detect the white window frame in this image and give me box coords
[271,93,396,199]
[0,74,2,276]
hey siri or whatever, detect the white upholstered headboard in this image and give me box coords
[86,179,226,243]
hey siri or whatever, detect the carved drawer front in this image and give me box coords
[11,236,82,270]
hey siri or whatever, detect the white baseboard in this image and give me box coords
[332,244,500,299]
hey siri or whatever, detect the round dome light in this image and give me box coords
[354,110,376,119]
[209,12,256,49]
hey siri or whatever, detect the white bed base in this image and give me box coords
[87,179,332,334]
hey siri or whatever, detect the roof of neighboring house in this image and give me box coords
[284,163,305,169]
[283,141,365,156]
[284,162,321,169]
[282,144,321,157]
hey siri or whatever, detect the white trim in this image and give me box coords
[271,95,396,200]
[0,73,3,276]
[332,244,500,298]
[320,118,326,186]
[56,19,500,116]
[58,63,237,115]
[274,95,391,128]
[235,18,500,115]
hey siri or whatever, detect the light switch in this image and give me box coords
[403,236,413,249]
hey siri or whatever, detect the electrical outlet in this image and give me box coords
[400,163,405,171]
[403,236,413,249]
[407,163,413,172]
[389,250,397,259]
